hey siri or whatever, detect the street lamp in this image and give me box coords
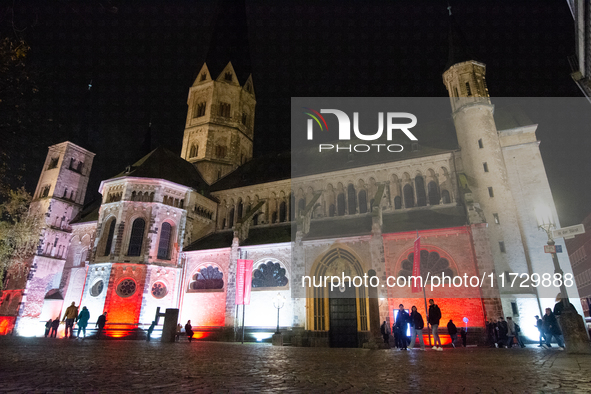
[273,292,285,334]
[534,205,570,308]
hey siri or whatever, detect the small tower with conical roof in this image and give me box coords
[180,0,256,185]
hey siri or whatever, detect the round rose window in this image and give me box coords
[151,282,167,299]
[116,279,137,298]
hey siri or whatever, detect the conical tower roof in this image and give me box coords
[445,8,475,71]
[203,0,252,83]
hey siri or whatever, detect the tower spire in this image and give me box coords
[203,0,251,83]
[445,5,474,71]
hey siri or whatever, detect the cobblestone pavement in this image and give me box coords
[1,337,591,393]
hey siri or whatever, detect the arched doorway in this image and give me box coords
[307,247,369,347]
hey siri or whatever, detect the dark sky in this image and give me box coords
[2,0,589,226]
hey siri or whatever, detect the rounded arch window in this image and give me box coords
[90,280,104,297]
[252,260,289,288]
[190,265,224,290]
[151,282,167,299]
[116,278,137,298]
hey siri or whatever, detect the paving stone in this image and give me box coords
[0,337,590,392]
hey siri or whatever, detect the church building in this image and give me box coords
[0,4,583,346]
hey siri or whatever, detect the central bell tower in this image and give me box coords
[180,0,255,185]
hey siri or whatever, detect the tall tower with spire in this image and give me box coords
[180,0,256,185]
[442,8,534,315]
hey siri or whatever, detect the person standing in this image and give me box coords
[185,320,194,343]
[62,302,78,338]
[486,319,496,347]
[146,321,156,342]
[460,327,467,347]
[96,312,107,339]
[76,306,90,338]
[447,319,458,348]
[535,315,545,347]
[542,308,565,349]
[497,317,508,348]
[50,317,60,338]
[506,317,516,348]
[44,319,52,337]
[395,304,410,350]
[428,299,443,350]
[409,306,426,350]
[514,321,525,348]
[175,323,183,342]
[380,321,390,344]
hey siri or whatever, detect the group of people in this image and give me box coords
[381,299,462,351]
[485,316,526,348]
[43,302,107,339]
[175,321,194,342]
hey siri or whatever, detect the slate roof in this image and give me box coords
[110,147,210,196]
[183,230,234,251]
[183,223,293,251]
[382,205,467,233]
[70,200,101,224]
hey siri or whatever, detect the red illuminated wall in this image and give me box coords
[181,292,226,327]
[383,226,488,330]
[103,264,147,328]
[0,316,16,335]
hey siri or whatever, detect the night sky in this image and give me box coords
[2,0,589,226]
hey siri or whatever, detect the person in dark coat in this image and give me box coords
[553,296,575,316]
[409,306,426,350]
[96,312,107,339]
[428,299,442,350]
[535,315,545,347]
[146,321,156,342]
[185,320,194,343]
[44,319,52,337]
[76,306,90,338]
[395,304,410,350]
[497,317,508,348]
[486,319,496,347]
[542,308,564,349]
[447,319,458,348]
[380,321,390,344]
[460,327,467,347]
[50,317,60,338]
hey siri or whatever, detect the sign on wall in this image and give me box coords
[236,259,254,305]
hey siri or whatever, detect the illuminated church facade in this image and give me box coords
[0,6,583,345]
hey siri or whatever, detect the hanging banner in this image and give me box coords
[235,259,254,305]
[412,236,421,293]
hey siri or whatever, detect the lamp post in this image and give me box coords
[535,205,591,354]
[273,292,285,335]
[534,205,570,308]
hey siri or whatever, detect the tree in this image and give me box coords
[0,187,43,290]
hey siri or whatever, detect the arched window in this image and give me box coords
[415,176,426,207]
[189,144,198,158]
[279,201,287,222]
[127,218,145,256]
[337,193,346,216]
[290,195,295,221]
[252,261,289,288]
[358,190,367,214]
[297,198,305,215]
[190,266,224,290]
[394,196,402,210]
[428,181,440,205]
[237,201,243,219]
[403,184,414,208]
[329,204,336,217]
[157,222,173,260]
[104,219,116,256]
[253,214,258,226]
[228,207,235,228]
[347,184,356,214]
[131,191,137,201]
[441,189,451,204]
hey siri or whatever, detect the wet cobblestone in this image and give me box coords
[1,337,591,393]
